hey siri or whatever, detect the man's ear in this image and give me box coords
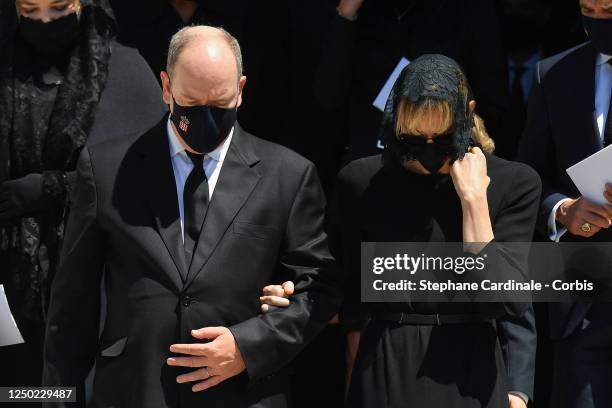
[236,75,247,108]
[468,100,476,115]
[160,71,173,108]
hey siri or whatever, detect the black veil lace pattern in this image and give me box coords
[381,54,475,165]
[0,0,115,324]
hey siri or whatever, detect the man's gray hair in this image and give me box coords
[166,25,243,82]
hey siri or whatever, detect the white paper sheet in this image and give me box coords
[0,284,24,347]
[372,57,410,112]
[566,144,612,206]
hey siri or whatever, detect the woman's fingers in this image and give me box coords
[262,285,285,297]
[259,295,290,307]
[281,281,295,296]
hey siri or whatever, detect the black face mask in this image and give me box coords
[396,133,455,174]
[170,97,237,154]
[18,13,80,60]
[583,16,612,56]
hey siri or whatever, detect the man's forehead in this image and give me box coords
[177,42,237,81]
[581,0,612,7]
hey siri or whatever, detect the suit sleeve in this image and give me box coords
[497,304,537,401]
[517,63,569,238]
[42,147,104,408]
[229,162,343,382]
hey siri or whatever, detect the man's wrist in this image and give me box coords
[555,198,575,225]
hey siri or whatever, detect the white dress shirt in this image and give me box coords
[166,119,233,239]
[547,53,612,241]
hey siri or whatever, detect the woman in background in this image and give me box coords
[0,0,165,391]
[263,54,540,407]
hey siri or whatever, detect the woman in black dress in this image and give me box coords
[327,54,541,407]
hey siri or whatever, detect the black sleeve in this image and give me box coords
[516,67,567,238]
[327,167,368,332]
[229,162,343,382]
[313,13,358,112]
[42,148,104,408]
[497,304,537,400]
[465,163,542,317]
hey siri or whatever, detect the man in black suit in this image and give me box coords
[517,1,612,406]
[42,25,342,408]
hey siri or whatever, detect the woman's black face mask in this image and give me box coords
[396,133,456,174]
[18,12,80,60]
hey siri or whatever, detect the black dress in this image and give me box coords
[329,153,541,407]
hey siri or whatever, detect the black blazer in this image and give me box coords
[42,118,342,408]
[517,42,609,340]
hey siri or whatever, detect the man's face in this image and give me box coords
[160,41,246,114]
[580,0,612,19]
[15,0,80,22]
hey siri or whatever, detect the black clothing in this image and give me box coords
[183,152,209,271]
[331,154,541,406]
[517,42,612,338]
[42,119,342,408]
[517,42,612,408]
[314,0,512,160]
[0,1,165,394]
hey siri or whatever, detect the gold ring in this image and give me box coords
[581,222,592,233]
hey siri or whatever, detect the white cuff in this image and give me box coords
[548,198,573,242]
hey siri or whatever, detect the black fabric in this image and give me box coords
[550,305,612,408]
[0,0,165,394]
[314,0,513,160]
[517,41,612,408]
[517,42,611,339]
[42,119,342,407]
[510,65,527,136]
[0,0,114,337]
[183,152,209,273]
[330,153,541,405]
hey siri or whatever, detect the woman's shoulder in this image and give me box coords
[486,154,542,192]
[338,154,384,184]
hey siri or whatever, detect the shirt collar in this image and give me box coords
[597,53,612,66]
[166,119,234,163]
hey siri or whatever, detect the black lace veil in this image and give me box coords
[381,54,476,165]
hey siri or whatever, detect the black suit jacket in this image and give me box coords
[517,41,609,339]
[42,118,342,408]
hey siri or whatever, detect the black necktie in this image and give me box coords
[604,60,612,147]
[183,151,209,269]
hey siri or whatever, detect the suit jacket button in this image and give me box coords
[182,296,192,307]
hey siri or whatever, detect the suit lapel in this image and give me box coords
[139,117,189,283]
[184,125,262,287]
[564,44,601,156]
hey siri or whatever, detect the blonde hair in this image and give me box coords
[395,97,495,154]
